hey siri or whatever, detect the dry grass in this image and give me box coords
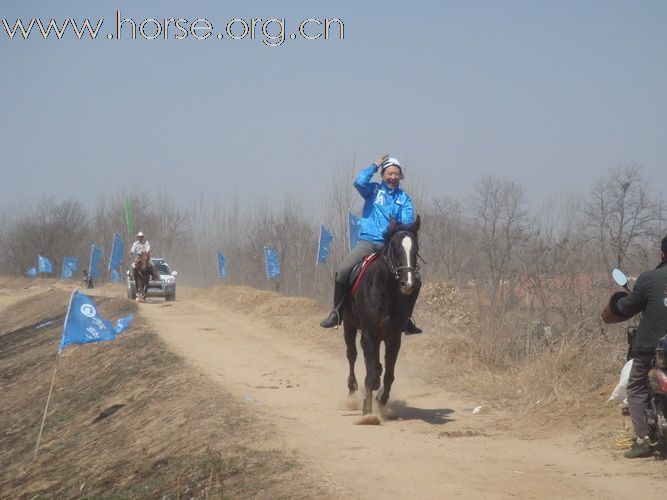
[406,281,631,435]
[0,285,332,498]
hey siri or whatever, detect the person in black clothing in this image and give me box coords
[604,235,667,458]
[82,269,93,289]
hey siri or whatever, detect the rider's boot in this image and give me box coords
[404,277,422,335]
[320,278,346,328]
[405,318,423,335]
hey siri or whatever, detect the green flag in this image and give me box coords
[124,199,133,236]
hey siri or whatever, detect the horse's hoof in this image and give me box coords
[376,386,385,403]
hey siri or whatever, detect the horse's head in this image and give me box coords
[138,251,150,267]
[384,215,421,295]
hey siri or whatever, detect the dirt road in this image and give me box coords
[136,287,663,499]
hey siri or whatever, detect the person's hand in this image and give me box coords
[374,154,389,169]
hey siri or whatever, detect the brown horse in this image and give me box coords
[132,252,155,302]
[343,216,421,415]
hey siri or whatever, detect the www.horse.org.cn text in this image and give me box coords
[1,11,345,46]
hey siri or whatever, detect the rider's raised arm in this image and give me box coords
[353,164,379,199]
[616,273,648,317]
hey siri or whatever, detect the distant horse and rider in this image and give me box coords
[130,232,158,303]
[132,251,158,302]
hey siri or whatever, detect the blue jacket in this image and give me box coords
[354,164,414,244]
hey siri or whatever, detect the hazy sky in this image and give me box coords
[1,0,666,215]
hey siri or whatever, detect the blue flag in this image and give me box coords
[217,251,226,277]
[264,246,281,279]
[88,245,102,279]
[61,257,78,279]
[108,233,123,272]
[110,269,121,283]
[348,213,361,251]
[317,224,333,265]
[38,255,54,273]
[59,290,133,353]
[26,267,38,277]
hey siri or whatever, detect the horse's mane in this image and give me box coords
[383,215,421,245]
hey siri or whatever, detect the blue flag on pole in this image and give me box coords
[217,251,226,277]
[110,269,121,283]
[348,213,361,251]
[26,267,38,277]
[38,255,54,273]
[264,246,281,279]
[58,290,133,353]
[88,245,102,279]
[61,257,78,279]
[317,224,333,264]
[108,233,123,272]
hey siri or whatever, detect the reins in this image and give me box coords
[382,231,420,281]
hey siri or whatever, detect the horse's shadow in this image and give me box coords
[382,402,455,425]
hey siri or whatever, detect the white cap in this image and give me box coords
[137,231,144,237]
[380,157,404,180]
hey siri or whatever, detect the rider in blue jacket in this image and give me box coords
[320,154,422,334]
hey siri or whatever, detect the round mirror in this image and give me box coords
[612,268,628,287]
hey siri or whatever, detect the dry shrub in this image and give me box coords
[411,280,630,424]
[418,281,480,333]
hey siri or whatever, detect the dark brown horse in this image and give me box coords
[132,251,154,302]
[343,216,421,415]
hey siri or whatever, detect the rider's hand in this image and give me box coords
[373,154,389,169]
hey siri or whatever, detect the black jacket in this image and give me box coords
[617,261,667,354]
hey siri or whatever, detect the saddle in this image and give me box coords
[349,253,380,296]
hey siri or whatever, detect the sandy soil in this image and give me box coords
[125,285,665,499]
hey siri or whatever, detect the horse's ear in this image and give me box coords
[388,218,397,232]
[413,215,421,232]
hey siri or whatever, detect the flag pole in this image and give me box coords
[33,356,59,462]
[33,289,75,461]
[314,224,323,291]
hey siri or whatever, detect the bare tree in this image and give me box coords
[324,163,358,269]
[421,196,473,283]
[585,165,661,274]
[0,197,88,275]
[468,174,528,310]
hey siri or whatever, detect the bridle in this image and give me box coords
[382,231,421,281]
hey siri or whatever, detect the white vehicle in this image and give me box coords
[127,258,177,301]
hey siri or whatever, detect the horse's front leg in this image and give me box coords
[132,270,141,302]
[343,320,358,395]
[360,329,380,415]
[378,334,402,406]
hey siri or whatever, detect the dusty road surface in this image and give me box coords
[127,286,664,499]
